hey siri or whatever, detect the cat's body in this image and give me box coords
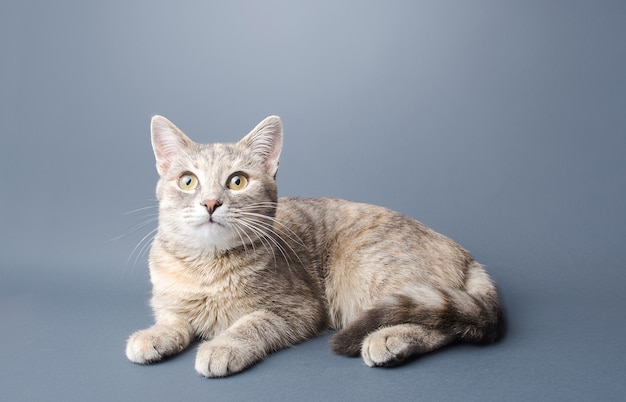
[126,116,504,377]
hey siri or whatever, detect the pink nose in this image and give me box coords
[202,199,222,215]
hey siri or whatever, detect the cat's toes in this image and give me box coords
[126,330,163,364]
[126,326,190,364]
[195,341,249,378]
[361,328,415,367]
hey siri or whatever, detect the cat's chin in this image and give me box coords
[192,221,240,252]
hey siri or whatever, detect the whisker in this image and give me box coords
[237,205,306,234]
[230,222,251,255]
[237,211,307,249]
[241,216,305,268]
[128,227,158,268]
[123,205,158,215]
[249,222,304,270]
[109,216,158,242]
[235,217,298,277]
[234,220,278,270]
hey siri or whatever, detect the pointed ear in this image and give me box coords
[150,115,193,176]
[239,115,283,177]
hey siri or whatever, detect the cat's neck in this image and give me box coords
[151,235,270,286]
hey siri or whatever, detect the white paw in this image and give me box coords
[125,330,163,364]
[361,328,414,367]
[126,325,191,364]
[195,340,251,378]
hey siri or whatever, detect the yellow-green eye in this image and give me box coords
[227,173,248,191]
[178,173,198,191]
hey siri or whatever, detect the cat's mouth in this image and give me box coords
[204,216,224,227]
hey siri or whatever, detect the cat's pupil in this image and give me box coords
[233,177,241,186]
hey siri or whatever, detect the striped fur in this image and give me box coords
[126,115,504,377]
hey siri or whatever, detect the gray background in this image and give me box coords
[1,1,625,401]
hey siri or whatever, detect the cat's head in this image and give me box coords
[150,115,282,254]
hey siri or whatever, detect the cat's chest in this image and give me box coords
[176,288,254,339]
[150,255,260,339]
[155,276,258,339]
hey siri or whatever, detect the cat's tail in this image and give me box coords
[330,261,505,356]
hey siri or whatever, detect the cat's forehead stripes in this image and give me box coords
[190,143,250,180]
[212,142,261,169]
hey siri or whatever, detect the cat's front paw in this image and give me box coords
[194,340,254,378]
[126,329,164,364]
[126,324,191,364]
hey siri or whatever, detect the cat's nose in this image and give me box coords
[202,199,222,215]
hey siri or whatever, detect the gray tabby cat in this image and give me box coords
[125,115,504,377]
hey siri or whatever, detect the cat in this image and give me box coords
[125,115,504,377]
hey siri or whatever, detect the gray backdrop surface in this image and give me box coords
[1,1,625,401]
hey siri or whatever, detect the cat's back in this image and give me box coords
[276,197,402,246]
[276,197,472,328]
[275,196,470,279]
[277,196,443,243]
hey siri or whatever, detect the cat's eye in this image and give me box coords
[178,173,199,191]
[227,173,248,191]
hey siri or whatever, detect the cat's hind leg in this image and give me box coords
[361,324,451,367]
[330,265,503,367]
[329,287,450,358]
[329,299,455,367]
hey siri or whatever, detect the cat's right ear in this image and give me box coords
[150,115,193,176]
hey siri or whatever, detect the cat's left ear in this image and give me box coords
[240,115,283,178]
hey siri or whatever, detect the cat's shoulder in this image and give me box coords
[276,196,400,219]
[277,196,354,210]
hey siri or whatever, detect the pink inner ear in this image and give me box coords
[150,116,191,175]
[265,148,280,174]
[152,134,174,174]
[240,116,283,175]
[156,151,171,172]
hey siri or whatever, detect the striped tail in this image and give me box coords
[330,261,505,356]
